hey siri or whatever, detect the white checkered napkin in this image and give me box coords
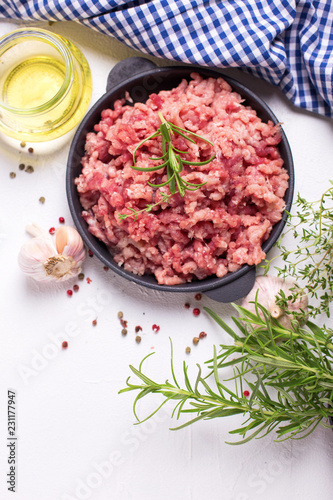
[0,0,332,116]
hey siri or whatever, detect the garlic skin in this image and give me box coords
[18,223,86,282]
[241,275,308,330]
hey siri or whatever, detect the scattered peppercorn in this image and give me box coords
[66,289,73,297]
[20,141,26,148]
[118,311,124,319]
[28,147,34,153]
[193,308,200,316]
[19,163,25,170]
[25,165,34,173]
[121,328,128,336]
[73,284,79,292]
[135,336,142,344]
[59,216,65,224]
[103,266,109,271]
[92,319,97,326]
[78,273,84,280]
[184,302,190,309]
[39,196,45,204]
[193,337,200,345]
[135,325,142,333]
[120,319,128,328]
[88,250,94,257]
[199,331,207,339]
[62,341,68,349]
[152,324,160,333]
[195,293,202,300]
[185,346,191,354]
[86,277,92,284]
[49,227,55,235]
[9,172,16,179]
[243,390,250,397]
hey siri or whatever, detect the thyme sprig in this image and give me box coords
[119,302,333,444]
[117,192,172,222]
[131,112,215,196]
[262,183,333,318]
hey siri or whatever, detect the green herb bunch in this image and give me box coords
[120,302,333,444]
[263,183,333,318]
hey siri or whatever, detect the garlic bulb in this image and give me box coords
[241,275,308,330]
[18,223,86,282]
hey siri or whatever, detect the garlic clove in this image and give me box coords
[26,222,52,240]
[241,275,308,330]
[18,223,86,282]
[18,237,58,282]
[55,226,86,265]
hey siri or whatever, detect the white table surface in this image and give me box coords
[1,18,333,500]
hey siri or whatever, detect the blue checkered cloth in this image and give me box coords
[1,0,332,117]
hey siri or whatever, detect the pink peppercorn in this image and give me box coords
[62,341,68,349]
[243,390,250,397]
[49,227,55,235]
[193,308,200,316]
[66,289,73,297]
[59,217,65,224]
[152,324,160,333]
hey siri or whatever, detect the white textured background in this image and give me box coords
[0,19,333,500]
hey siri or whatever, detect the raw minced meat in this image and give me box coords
[75,73,289,285]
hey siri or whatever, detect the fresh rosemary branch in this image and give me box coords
[262,183,333,318]
[119,113,215,221]
[132,111,215,195]
[119,303,333,444]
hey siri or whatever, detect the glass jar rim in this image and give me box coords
[0,28,74,115]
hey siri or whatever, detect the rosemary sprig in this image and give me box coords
[262,182,333,317]
[131,111,215,196]
[119,302,333,444]
[117,112,215,222]
[118,114,214,221]
[118,113,215,221]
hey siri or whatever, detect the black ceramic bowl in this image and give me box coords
[66,57,294,302]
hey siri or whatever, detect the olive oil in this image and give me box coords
[0,28,92,143]
[3,56,66,109]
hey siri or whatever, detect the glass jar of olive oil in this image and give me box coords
[0,28,92,142]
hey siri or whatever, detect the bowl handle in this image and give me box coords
[106,57,158,92]
[203,267,256,303]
